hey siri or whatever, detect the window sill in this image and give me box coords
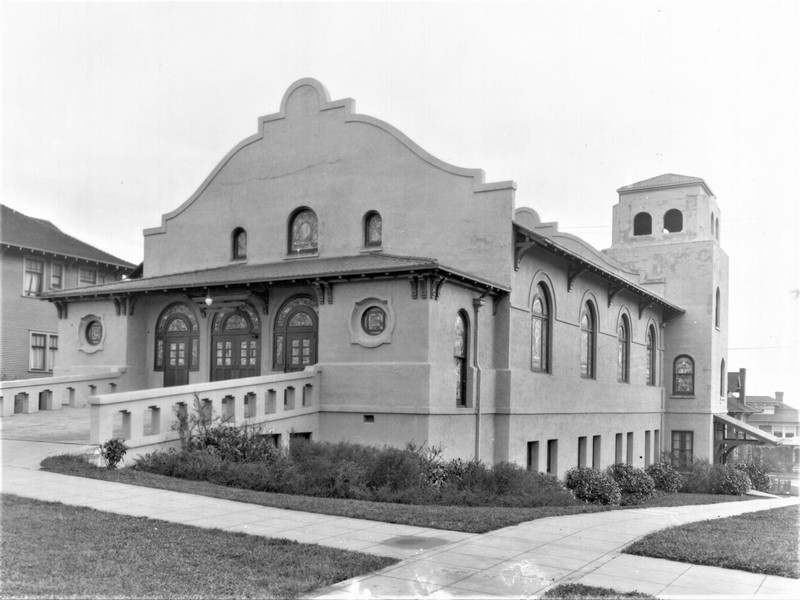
[230,258,247,264]
[359,246,383,253]
[284,252,319,261]
[670,395,695,399]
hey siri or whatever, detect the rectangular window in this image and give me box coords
[626,432,634,465]
[578,436,587,468]
[23,258,44,296]
[29,332,57,371]
[50,263,63,289]
[592,435,601,469]
[671,431,694,469]
[615,433,623,463]
[645,430,651,467]
[527,441,539,472]
[547,439,558,475]
[79,268,97,285]
[654,430,660,462]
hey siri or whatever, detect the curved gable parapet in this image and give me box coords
[145,78,515,236]
[549,231,642,280]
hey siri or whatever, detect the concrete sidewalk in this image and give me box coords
[2,417,799,599]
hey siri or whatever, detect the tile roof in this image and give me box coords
[42,253,508,299]
[617,173,713,195]
[1,204,135,268]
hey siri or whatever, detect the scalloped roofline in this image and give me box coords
[145,78,516,236]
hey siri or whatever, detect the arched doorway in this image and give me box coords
[211,304,261,381]
[273,295,318,372]
[155,303,199,388]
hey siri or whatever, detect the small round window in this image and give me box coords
[361,307,386,336]
[86,320,103,346]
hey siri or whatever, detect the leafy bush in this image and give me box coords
[566,467,621,505]
[100,438,128,469]
[606,464,655,505]
[645,462,683,493]
[710,464,752,495]
[680,459,714,493]
[732,462,771,492]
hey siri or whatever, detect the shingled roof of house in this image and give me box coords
[617,173,713,196]
[1,204,135,269]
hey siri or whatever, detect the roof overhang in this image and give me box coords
[1,242,135,271]
[513,224,685,321]
[40,253,509,306]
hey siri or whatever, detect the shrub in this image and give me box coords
[732,462,771,492]
[645,462,683,493]
[566,467,621,505]
[710,464,752,495]
[364,446,423,492]
[680,459,714,493]
[100,438,128,469]
[606,464,655,505]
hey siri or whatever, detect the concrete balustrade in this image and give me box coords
[0,369,126,418]
[89,367,320,447]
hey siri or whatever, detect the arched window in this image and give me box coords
[154,303,200,386]
[580,303,596,379]
[288,208,318,254]
[364,211,382,247]
[232,228,247,260]
[715,216,720,241]
[715,287,721,328]
[710,213,715,238]
[720,358,726,399]
[273,296,318,372]
[673,355,695,396]
[646,325,657,386]
[664,209,683,233]
[617,314,630,383]
[531,283,551,372]
[455,311,469,406]
[633,212,652,236]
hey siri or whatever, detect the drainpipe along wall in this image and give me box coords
[473,295,486,462]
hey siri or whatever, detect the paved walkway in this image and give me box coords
[2,409,799,598]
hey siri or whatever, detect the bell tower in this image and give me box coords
[604,174,728,465]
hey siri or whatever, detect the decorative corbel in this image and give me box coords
[638,299,654,319]
[431,276,446,300]
[312,281,325,305]
[410,276,420,299]
[323,282,334,304]
[54,300,68,320]
[567,264,585,292]
[128,295,138,316]
[607,284,623,308]
[514,241,536,271]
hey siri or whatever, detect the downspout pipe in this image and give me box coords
[473,295,487,462]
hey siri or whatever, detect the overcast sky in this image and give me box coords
[3,1,798,404]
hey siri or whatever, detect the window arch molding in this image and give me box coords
[363,211,383,248]
[615,308,632,383]
[633,212,652,236]
[231,227,247,260]
[530,281,553,373]
[578,293,599,379]
[527,270,558,319]
[645,319,659,386]
[287,206,319,255]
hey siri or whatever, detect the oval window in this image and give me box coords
[361,307,386,336]
[86,320,103,346]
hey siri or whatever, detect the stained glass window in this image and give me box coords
[157,304,198,333]
[455,312,468,406]
[290,209,318,253]
[155,303,199,372]
[362,307,386,336]
[276,297,317,327]
[673,355,694,395]
[167,318,189,332]
[531,284,550,372]
[223,314,248,331]
[87,321,103,345]
[646,326,656,386]
[617,316,629,383]
[580,305,595,378]
[365,212,382,247]
[289,312,314,327]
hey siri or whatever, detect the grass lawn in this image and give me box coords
[543,583,655,598]
[41,454,755,534]
[0,494,396,599]
[624,505,799,578]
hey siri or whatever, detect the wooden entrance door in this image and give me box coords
[164,338,190,387]
[273,296,318,373]
[211,308,261,382]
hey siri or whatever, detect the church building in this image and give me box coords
[41,79,767,477]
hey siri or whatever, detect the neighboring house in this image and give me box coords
[0,204,136,380]
[747,392,800,441]
[36,79,777,475]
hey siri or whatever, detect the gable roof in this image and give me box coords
[1,204,135,269]
[617,173,714,196]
